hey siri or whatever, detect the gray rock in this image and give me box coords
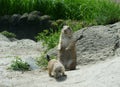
[10,14,21,26]
[48,22,120,65]
[0,15,10,26]
[23,57,39,70]
[40,15,51,21]
[0,11,56,40]
[29,11,42,16]
[0,34,10,42]
[27,13,39,25]
[18,13,28,26]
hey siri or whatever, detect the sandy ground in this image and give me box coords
[0,56,120,87]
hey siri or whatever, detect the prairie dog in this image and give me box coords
[58,25,77,70]
[46,55,66,79]
[58,25,73,50]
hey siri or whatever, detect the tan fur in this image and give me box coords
[47,59,66,78]
[58,25,77,70]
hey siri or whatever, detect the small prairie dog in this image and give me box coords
[58,25,77,70]
[46,55,66,79]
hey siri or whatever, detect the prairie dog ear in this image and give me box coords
[46,54,50,62]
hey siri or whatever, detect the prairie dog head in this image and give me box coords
[61,25,73,38]
[53,61,65,78]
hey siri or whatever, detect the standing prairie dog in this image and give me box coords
[58,25,77,70]
[46,55,66,79]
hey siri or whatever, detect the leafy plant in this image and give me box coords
[9,57,30,71]
[36,53,48,69]
[1,31,16,38]
[35,29,60,50]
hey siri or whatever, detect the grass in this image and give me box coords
[0,0,120,25]
[9,57,30,71]
[0,31,16,38]
[36,52,56,69]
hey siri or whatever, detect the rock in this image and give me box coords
[23,57,39,70]
[39,15,52,30]
[0,11,56,40]
[0,36,45,57]
[0,15,10,28]
[29,11,42,16]
[27,13,39,25]
[0,34,10,42]
[40,15,51,21]
[48,22,120,65]
[10,14,21,26]
[47,47,58,57]
[18,13,28,26]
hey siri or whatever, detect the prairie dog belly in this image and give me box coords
[61,37,72,48]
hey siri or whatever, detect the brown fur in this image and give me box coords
[47,59,66,78]
[58,25,77,70]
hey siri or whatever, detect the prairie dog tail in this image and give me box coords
[46,54,51,62]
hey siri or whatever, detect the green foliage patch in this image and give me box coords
[1,31,16,38]
[0,0,120,25]
[35,29,60,50]
[9,57,30,71]
[36,53,56,69]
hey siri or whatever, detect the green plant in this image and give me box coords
[36,20,95,50]
[35,29,60,50]
[36,52,56,69]
[9,57,30,71]
[95,0,120,24]
[0,0,119,25]
[1,31,16,38]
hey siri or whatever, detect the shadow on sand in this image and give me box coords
[55,75,67,82]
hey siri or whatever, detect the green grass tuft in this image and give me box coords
[9,57,30,71]
[36,53,56,69]
[1,31,16,38]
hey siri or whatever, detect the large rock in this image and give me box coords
[48,22,120,65]
[10,14,21,26]
[18,13,28,26]
[0,15,10,29]
[0,33,10,42]
[0,36,45,58]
